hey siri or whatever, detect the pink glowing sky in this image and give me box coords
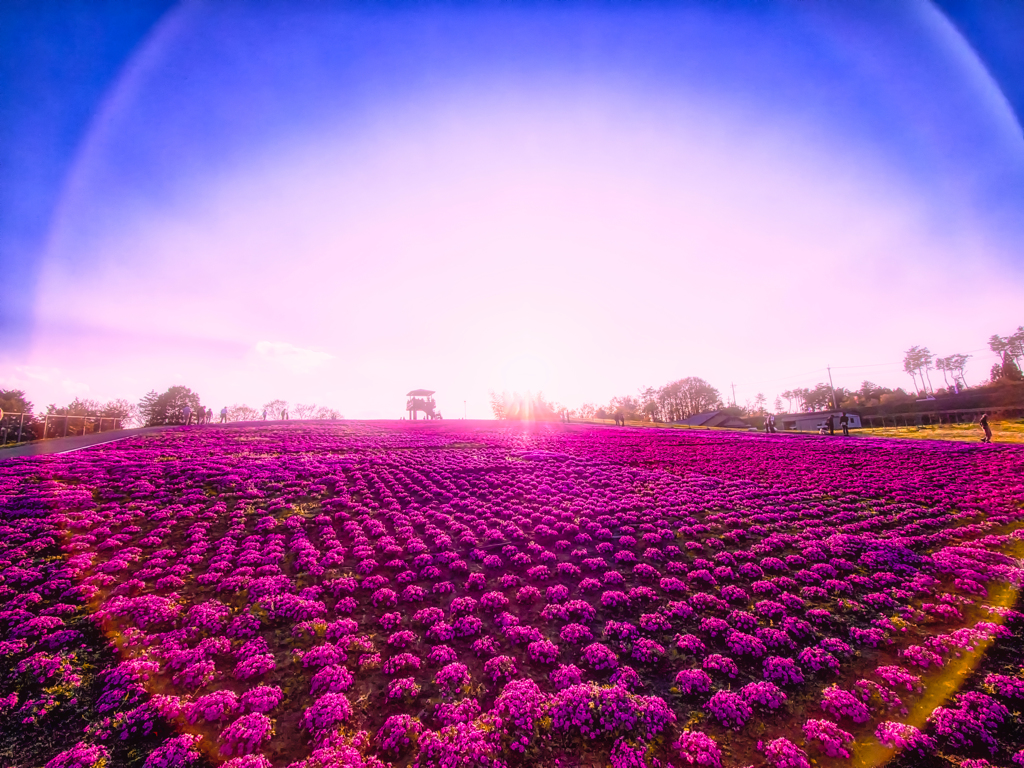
[5,3,1024,418]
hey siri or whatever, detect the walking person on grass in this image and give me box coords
[980,413,992,443]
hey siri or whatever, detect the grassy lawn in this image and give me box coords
[856,419,1024,444]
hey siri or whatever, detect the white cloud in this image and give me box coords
[61,379,91,397]
[255,341,333,373]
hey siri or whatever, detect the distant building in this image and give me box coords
[776,410,861,432]
[672,411,751,429]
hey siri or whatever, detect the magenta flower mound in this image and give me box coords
[984,673,1024,699]
[220,713,274,756]
[434,697,482,726]
[797,646,840,674]
[551,664,585,690]
[582,643,618,670]
[301,693,353,733]
[551,682,674,740]
[610,666,642,690]
[434,662,471,698]
[675,634,707,656]
[703,653,739,679]
[560,623,594,645]
[527,639,559,664]
[415,717,503,767]
[45,742,110,768]
[875,721,936,753]
[428,645,458,665]
[764,656,805,686]
[820,684,871,723]
[930,691,1009,753]
[494,679,551,751]
[630,638,665,663]
[741,681,787,710]
[388,677,420,700]
[143,734,202,768]
[761,737,811,768]
[708,690,753,729]
[483,655,518,684]
[674,669,712,695]
[673,731,723,767]
[240,685,284,714]
[221,757,271,768]
[803,718,854,758]
[188,689,239,723]
[377,714,423,755]
[311,664,356,694]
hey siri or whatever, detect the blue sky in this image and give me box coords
[2,1,1023,417]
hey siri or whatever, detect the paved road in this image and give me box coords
[0,426,172,460]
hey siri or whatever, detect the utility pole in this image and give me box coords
[730,383,737,408]
[827,365,838,411]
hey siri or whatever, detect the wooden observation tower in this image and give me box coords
[406,389,442,420]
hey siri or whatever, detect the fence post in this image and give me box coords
[18,413,24,443]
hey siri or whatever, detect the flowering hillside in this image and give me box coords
[1,422,1023,768]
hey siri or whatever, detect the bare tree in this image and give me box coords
[293,403,319,420]
[262,399,289,419]
[228,404,260,422]
[488,391,507,420]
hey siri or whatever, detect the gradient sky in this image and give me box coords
[3,1,1023,418]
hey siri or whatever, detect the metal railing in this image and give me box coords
[41,414,123,440]
[0,413,124,445]
[0,412,30,444]
[861,406,1024,429]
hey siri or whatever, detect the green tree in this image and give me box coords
[0,389,36,442]
[902,345,934,395]
[100,399,139,426]
[0,389,34,416]
[138,386,203,426]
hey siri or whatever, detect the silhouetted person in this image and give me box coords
[220,407,228,423]
[825,414,835,436]
[182,405,192,426]
[764,414,771,434]
[262,409,268,420]
[980,413,992,443]
[840,412,849,437]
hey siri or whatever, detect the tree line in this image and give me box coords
[489,323,1023,423]
[490,376,724,422]
[0,384,342,443]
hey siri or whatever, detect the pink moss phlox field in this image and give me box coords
[1,421,1023,766]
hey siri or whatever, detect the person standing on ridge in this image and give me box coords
[980,413,992,443]
[220,407,228,423]
[825,413,835,436]
[182,405,192,426]
[840,412,849,437]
